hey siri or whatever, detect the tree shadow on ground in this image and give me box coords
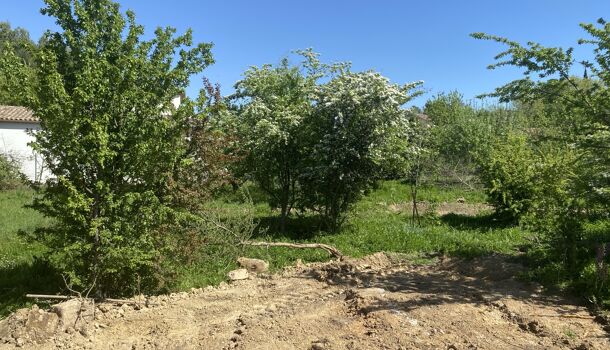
[440,211,515,231]
[254,215,327,240]
[0,258,61,318]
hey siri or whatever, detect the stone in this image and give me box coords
[25,309,60,342]
[237,257,269,273]
[228,269,250,281]
[52,299,95,332]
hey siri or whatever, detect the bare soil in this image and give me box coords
[387,201,493,217]
[1,253,608,350]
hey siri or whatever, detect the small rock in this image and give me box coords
[97,304,111,313]
[311,340,329,350]
[25,308,60,341]
[228,269,250,281]
[52,299,94,332]
[406,317,418,326]
[79,327,91,337]
[237,257,269,273]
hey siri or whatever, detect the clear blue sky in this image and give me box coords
[3,0,610,106]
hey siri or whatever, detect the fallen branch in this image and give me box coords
[25,294,153,305]
[26,294,70,301]
[241,241,344,260]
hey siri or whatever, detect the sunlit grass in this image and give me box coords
[0,181,529,317]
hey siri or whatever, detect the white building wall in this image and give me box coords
[0,122,49,182]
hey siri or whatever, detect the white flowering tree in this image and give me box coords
[300,71,423,230]
[232,50,344,231]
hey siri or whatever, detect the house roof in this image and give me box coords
[0,106,39,123]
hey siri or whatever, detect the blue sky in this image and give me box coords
[3,0,610,106]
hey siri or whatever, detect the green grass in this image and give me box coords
[175,181,528,289]
[0,181,529,317]
[0,188,57,318]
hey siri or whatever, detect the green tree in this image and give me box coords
[232,50,337,231]
[0,21,37,66]
[0,22,39,105]
[26,0,213,294]
[473,18,610,303]
[301,71,422,230]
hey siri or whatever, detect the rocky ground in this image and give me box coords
[1,253,609,350]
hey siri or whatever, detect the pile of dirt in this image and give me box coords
[1,253,609,349]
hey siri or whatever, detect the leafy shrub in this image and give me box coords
[25,0,214,295]
[230,50,334,231]
[0,153,24,190]
[300,71,421,230]
[475,133,536,219]
[474,18,610,306]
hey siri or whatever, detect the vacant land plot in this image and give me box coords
[1,253,608,349]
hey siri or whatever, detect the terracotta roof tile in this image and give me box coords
[0,106,38,123]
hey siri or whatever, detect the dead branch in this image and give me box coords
[241,240,344,260]
[26,294,71,301]
[25,294,156,306]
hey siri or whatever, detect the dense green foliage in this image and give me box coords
[0,22,38,106]
[475,132,535,218]
[0,22,37,66]
[22,0,214,294]
[473,18,610,306]
[231,51,323,230]
[232,51,422,230]
[4,0,610,314]
[300,72,421,229]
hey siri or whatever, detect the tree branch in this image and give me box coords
[240,240,344,260]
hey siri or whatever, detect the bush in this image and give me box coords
[475,133,536,219]
[299,72,421,230]
[0,153,23,190]
[26,0,214,295]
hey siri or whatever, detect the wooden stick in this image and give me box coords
[241,241,344,260]
[26,294,153,305]
[26,294,70,300]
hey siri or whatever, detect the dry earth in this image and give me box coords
[1,253,609,350]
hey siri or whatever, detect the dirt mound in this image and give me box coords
[1,254,608,349]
